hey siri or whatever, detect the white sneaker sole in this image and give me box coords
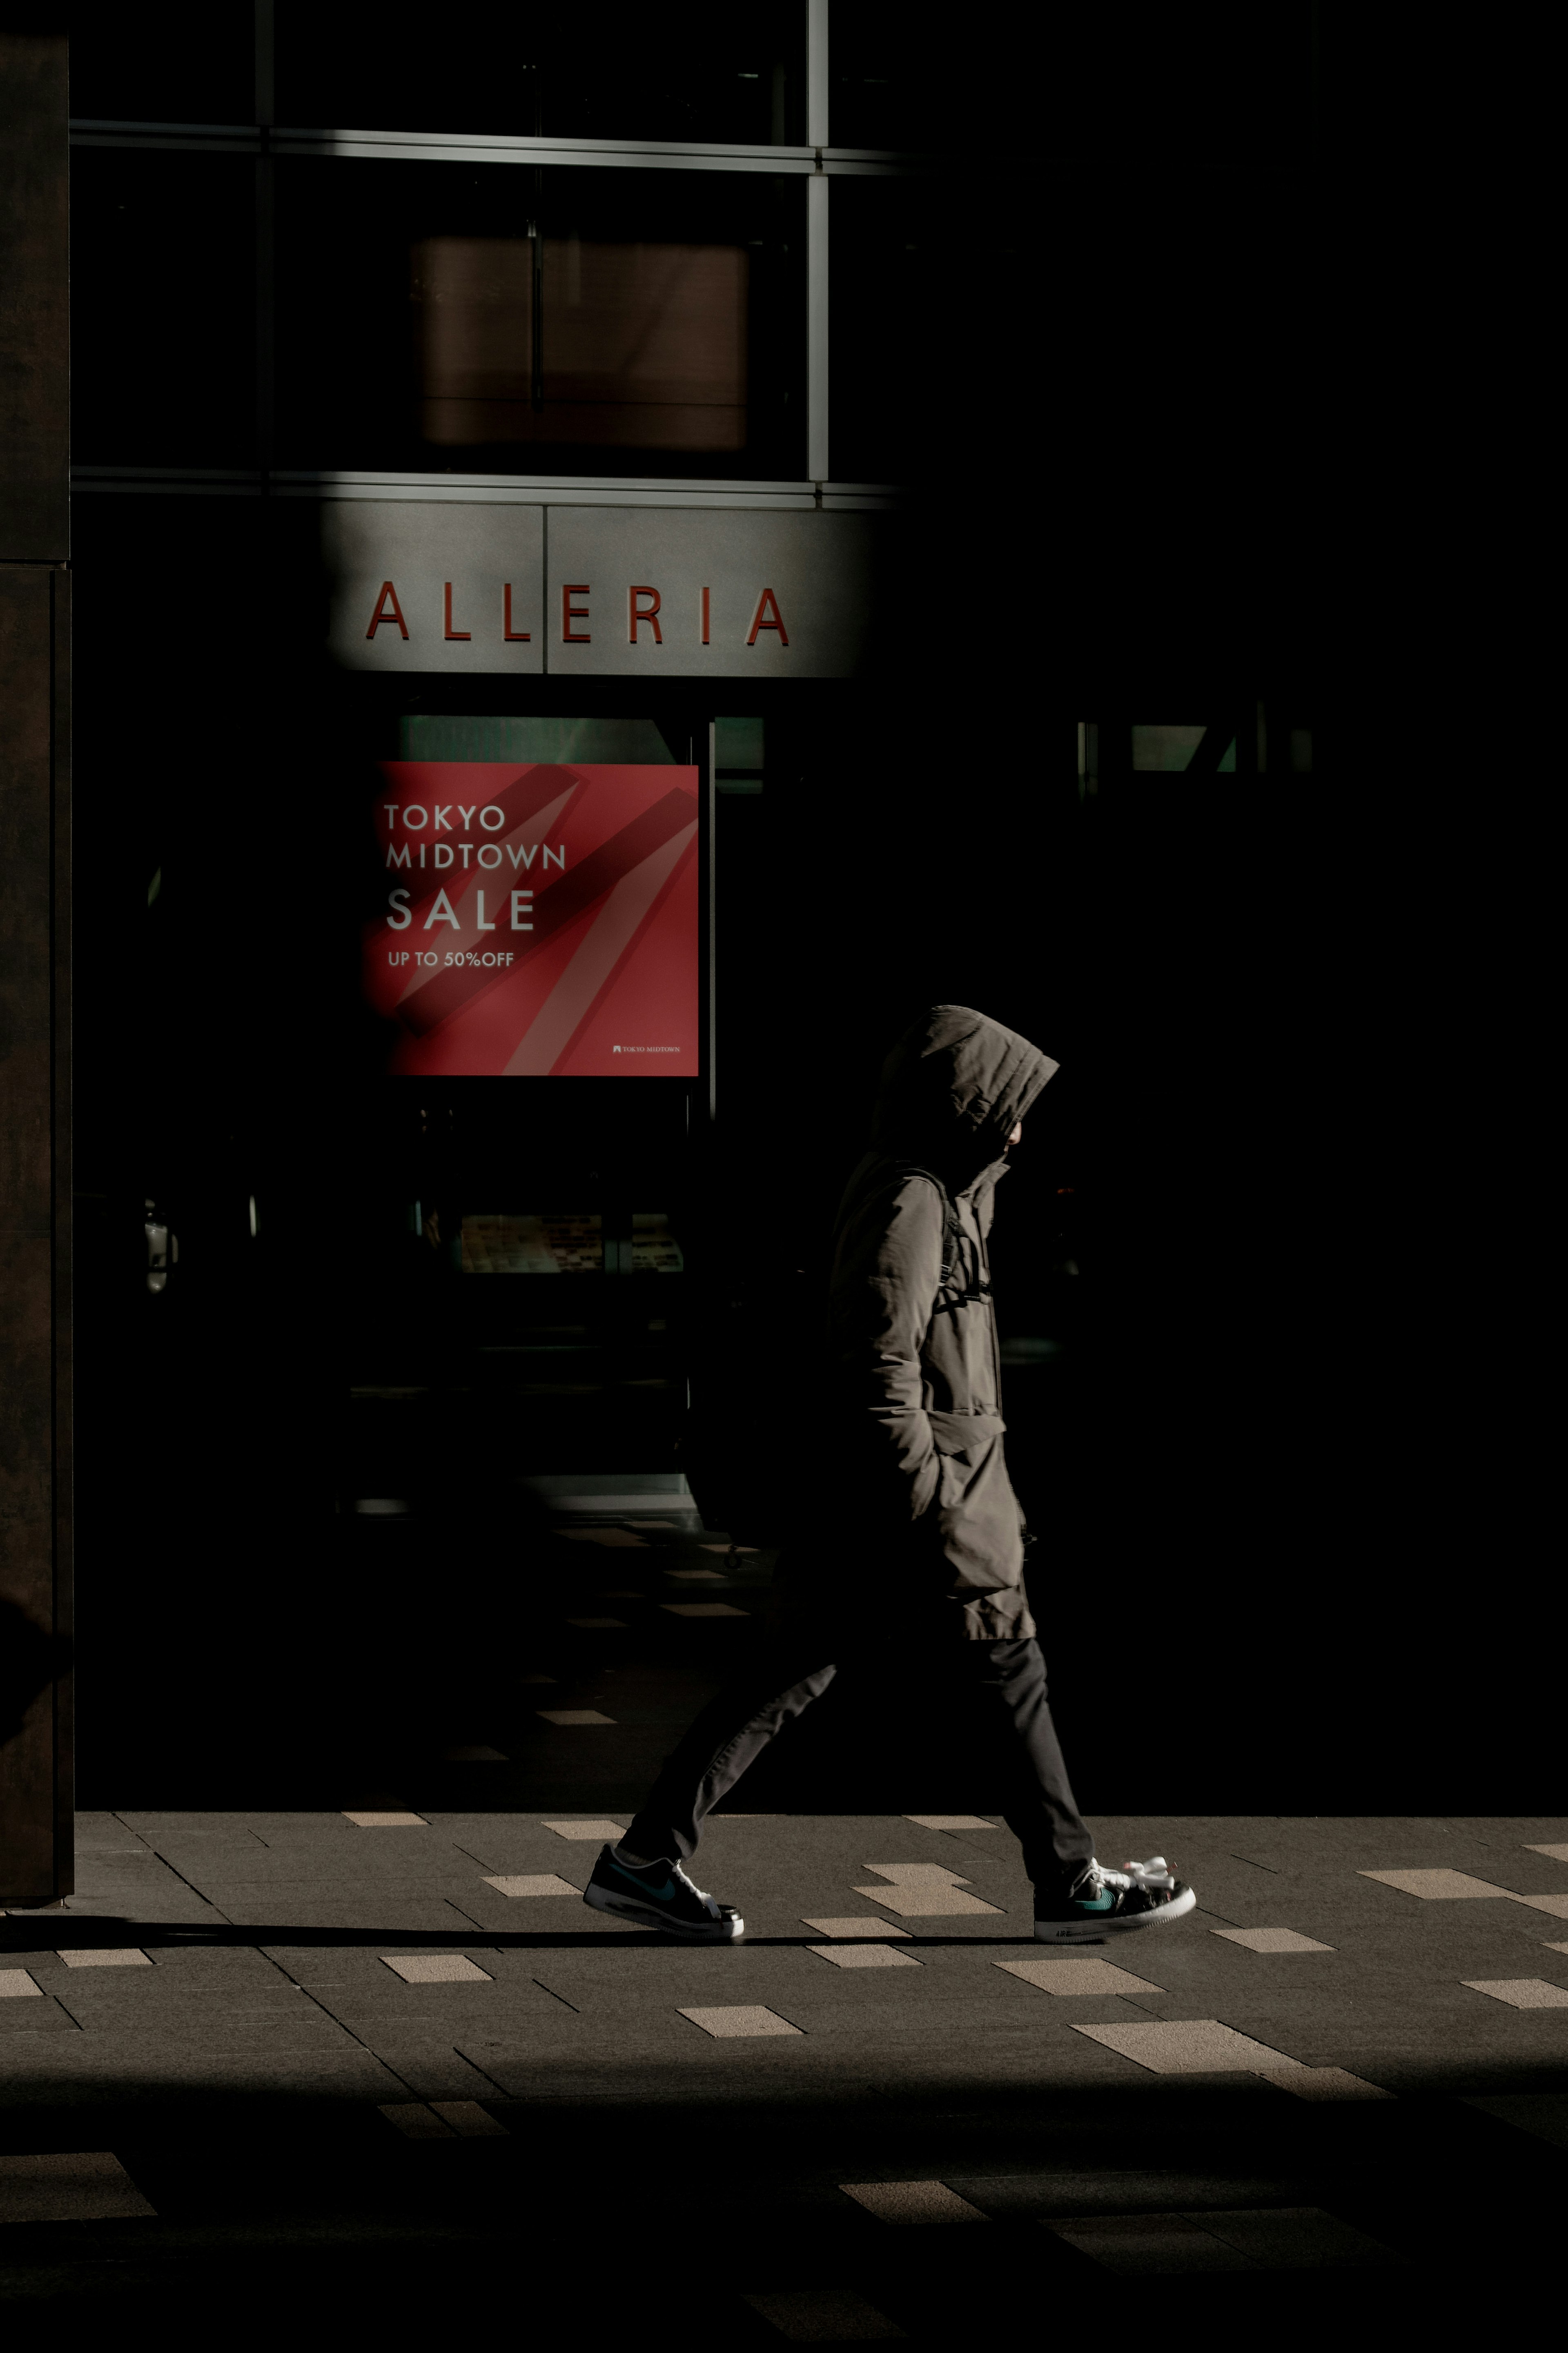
[1034,1884,1198,1943]
[584,1880,744,1943]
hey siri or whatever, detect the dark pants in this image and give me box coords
[622,1624,1096,1898]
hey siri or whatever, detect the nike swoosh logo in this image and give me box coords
[610,1860,676,1901]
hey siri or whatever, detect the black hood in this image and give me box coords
[866,1006,1059,1189]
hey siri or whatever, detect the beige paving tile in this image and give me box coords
[1069,2018,1305,2075]
[903,1816,998,1831]
[662,1602,748,1618]
[536,1710,617,1725]
[0,1972,43,1998]
[851,1886,1003,1918]
[1462,1977,1568,2008]
[1506,1892,1568,1918]
[1269,2069,1397,2101]
[995,1956,1164,1996]
[1524,1843,1568,1862]
[808,1945,922,1970]
[1358,1869,1520,1899]
[565,1617,628,1629]
[379,2101,457,2138]
[860,1865,972,1884]
[343,1811,428,1828]
[542,1820,626,1840]
[1212,1927,1336,1953]
[428,2098,509,2136]
[0,2151,157,2223]
[1546,1941,1568,1956]
[678,2005,802,2039]
[1046,2212,1253,2273]
[441,1746,509,1760]
[379,1954,493,1985]
[743,2287,906,2340]
[561,1530,647,1546]
[839,2180,988,2224]
[482,1875,581,1898]
[58,1949,151,1968]
[667,1568,727,1581]
[801,1918,912,1939]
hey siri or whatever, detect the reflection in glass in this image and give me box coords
[414,237,747,452]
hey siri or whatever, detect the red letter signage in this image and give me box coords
[366,581,410,640]
[503,584,530,642]
[562,584,591,643]
[746,588,788,647]
[629,585,663,645]
[443,582,471,642]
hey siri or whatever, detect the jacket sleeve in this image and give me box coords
[826,1173,943,1523]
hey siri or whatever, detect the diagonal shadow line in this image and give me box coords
[398,781,697,1037]
[1,1921,1039,1954]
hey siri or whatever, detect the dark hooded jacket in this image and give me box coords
[780,1006,1058,1642]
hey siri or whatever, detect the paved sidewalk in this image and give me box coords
[4,1806,1567,2323]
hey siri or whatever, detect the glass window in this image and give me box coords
[826,173,944,487]
[715,717,764,793]
[70,150,257,466]
[69,0,254,126]
[275,162,805,477]
[829,4,947,151]
[630,1214,684,1273]
[460,1213,604,1273]
[275,7,806,144]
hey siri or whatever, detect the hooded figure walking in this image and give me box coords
[584,1006,1197,1943]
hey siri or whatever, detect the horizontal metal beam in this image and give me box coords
[70,466,904,511]
[68,120,936,174]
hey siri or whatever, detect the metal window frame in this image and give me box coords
[66,7,947,504]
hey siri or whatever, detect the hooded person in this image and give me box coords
[579,1006,1198,1948]
[797,1003,1060,1639]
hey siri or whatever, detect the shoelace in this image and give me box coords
[1083,1856,1176,1896]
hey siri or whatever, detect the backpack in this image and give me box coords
[676,1162,976,1548]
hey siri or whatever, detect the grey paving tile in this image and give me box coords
[0,2041,405,2099]
[1460,2092,1568,2149]
[356,2043,516,2101]
[205,1898,494,1931]
[0,2003,80,2035]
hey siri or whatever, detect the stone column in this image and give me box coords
[0,27,72,1906]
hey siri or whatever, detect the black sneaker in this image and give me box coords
[1034,1856,1197,1944]
[584,1845,744,1943]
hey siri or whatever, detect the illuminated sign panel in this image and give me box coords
[362,762,699,1076]
[322,501,880,676]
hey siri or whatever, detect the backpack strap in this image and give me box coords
[888,1160,975,1298]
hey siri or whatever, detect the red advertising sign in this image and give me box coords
[362,762,699,1076]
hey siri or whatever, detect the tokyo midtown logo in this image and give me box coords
[613,1044,622,1053]
[612,1045,679,1055]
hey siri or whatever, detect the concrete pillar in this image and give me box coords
[0,28,73,1905]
